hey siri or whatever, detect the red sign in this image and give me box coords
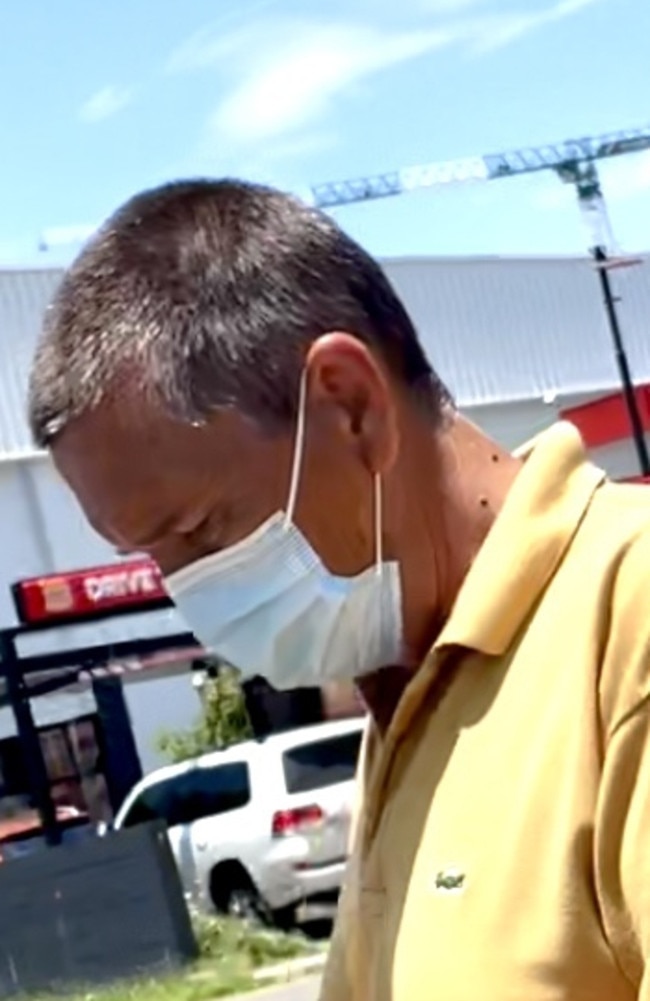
[560,383,650,450]
[13,560,169,626]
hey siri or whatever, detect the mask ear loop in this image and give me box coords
[374,473,383,575]
[284,370,308,527]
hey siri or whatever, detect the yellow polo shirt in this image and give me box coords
[320,422,650,1001]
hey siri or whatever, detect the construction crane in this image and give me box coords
[311,124,650,248]
[312,123,650,476]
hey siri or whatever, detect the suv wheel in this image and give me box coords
[226,885,260,921]
[210,864,264,923]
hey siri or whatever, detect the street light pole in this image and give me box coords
[560,161,650,478]
[592,246,650,477]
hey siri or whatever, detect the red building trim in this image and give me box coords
[560,383,650,449]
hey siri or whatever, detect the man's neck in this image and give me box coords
[358,414,522,733]
[433,416,523,616]
[358,666,414,735]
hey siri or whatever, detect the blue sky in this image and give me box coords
[1,0,649,267]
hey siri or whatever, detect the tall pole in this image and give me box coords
[563,161,650,479]
[592,246,650,477]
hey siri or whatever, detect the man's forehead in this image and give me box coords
[55,397,248,470]
[52,416,177,544]
[53,403,186,484]
[51,399,291,542]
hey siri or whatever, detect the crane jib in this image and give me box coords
[310,123,650,209]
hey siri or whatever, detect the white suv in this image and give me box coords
[112,718,365,924]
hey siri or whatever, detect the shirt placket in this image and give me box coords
[361,645,461,867]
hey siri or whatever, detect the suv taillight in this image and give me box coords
[272,804,324,838]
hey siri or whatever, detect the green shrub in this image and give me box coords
[192,911,311,966]
[157,666,253,763]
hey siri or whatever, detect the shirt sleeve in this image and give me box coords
[594,530,650,996]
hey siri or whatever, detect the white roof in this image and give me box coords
[382,254,650,408]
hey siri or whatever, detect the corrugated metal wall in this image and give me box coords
[2,256,650,457]
[0,269,61,457]
[384,255,650,407]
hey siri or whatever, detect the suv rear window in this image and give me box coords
[282,730,363,795]
[121,761,250,829]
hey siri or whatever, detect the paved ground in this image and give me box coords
[231,975,321,1001]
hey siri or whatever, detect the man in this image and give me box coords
[28,179,650,1000]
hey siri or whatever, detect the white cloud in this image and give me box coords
[168,17,459,157]
[168,0,608,164]
[165,0,297,75]
[79,85,132,124]
[466,0,605,53]
[207,22,455,145]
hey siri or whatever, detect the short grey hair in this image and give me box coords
[28,179,452,446]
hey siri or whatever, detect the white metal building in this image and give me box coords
[383,255,650,473]
[0,255,649,775]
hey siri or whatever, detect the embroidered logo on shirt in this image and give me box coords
[433,867,466,894]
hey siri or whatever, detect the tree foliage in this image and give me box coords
[157,664,253,764]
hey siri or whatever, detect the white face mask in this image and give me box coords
[164,377,403,690]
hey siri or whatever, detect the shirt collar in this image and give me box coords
[434,421,606,657]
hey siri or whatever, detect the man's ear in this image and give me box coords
[306,332,399,475]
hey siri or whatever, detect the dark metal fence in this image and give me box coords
[0,821,197,994]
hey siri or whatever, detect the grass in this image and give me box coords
[31,913,324,1001]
